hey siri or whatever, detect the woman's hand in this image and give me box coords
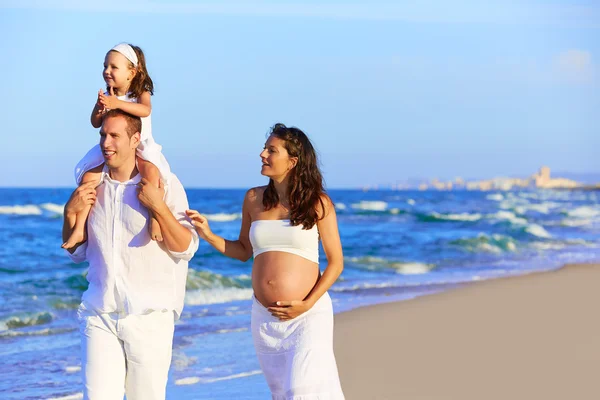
[268,300,314,321]
[185,209,213,241]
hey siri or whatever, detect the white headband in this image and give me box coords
[111,43,138,67]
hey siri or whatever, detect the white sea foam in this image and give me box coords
[531,242,566,250]
[204,213,242,222]
[46,393,83,400]
[514,203,556,215]
[0,205,42,215]
[390,262,435,275]
[351,201,388,211]
[489,211,528,225]
[486,193,504,201]
[185,288,253,305]
[567,206,600,219]
[41,203,65,214]
[335,202,346,210]
[65,366,81,373]
[452,234,517,253]
[524,224,552,238]
[561,218,594,227]
[407,199,416,205]
[215,327,248,334]
[175,370,263,386]
[346,256,388,264]
[175,377,201,385]
[430,212,482,221]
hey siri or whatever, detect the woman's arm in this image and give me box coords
[303,196,344,305]
[268,195,344,320]
[100,89,152,118]
[186,189,254,262]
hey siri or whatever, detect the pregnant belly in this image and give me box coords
[252,251,319,307]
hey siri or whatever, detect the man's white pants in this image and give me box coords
[78,307,175,400]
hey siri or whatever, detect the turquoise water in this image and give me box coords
[1,188,599,399]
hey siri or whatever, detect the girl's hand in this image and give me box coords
[267,300,314,321]
[185,209,213,241]
[95,89,106,115]
[99,87,120,110]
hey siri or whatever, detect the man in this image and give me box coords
[63,109,199,400]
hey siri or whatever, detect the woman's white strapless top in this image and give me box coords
[249,219,319,264]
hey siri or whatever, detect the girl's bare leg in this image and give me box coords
[61,165,104,249]
[138,158,163,241]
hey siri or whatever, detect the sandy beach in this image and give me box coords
[334,263,600,400]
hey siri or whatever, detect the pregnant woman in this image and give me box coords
[186,123,345,399]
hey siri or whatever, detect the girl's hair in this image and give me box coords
[108,44,154,98]
[263,123,329,230]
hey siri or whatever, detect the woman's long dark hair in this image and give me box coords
[263,123,328,229]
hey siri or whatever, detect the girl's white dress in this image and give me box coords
[74,92,170,184]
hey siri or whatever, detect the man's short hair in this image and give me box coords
[103,109,142,138]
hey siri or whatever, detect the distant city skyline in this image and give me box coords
[1,0,598,188]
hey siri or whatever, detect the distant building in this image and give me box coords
[412,165,584,191]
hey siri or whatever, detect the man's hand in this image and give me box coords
[65,181,97,216]
[137,178,166,214]
[99,87,120,110]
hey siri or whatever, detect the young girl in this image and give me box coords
[62,43,170,249]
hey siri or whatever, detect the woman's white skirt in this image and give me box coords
[251,292,345,400]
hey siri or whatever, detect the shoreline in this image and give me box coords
[333,263,600,400]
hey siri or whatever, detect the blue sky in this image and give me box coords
[0,0,598,188]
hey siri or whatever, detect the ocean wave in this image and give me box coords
[514,203,559,215]
[46,393,83,400]
[351,201,388,211]
[185,288,254,305]
[175,370,262,386]
[486,193,504,201]
[488,211,551,238]
[346,256,388,264]
[407,199,416,205]
[418,212,482,222]
[560,218,595,227]
[0,204,43,215]
[450,234,517,253]
[335,203,347,210]
[0,327,75,337]
[204,213,242,222]
[566,206,600,219]
[488,210,528,225]
[346,256,434,274]
[389,262,435,274]
[523,224,552,239]
[0,311,54,330]
[186,269,252,291]
[41,202,65,215]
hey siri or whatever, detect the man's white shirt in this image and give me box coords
[67,170,198,319]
